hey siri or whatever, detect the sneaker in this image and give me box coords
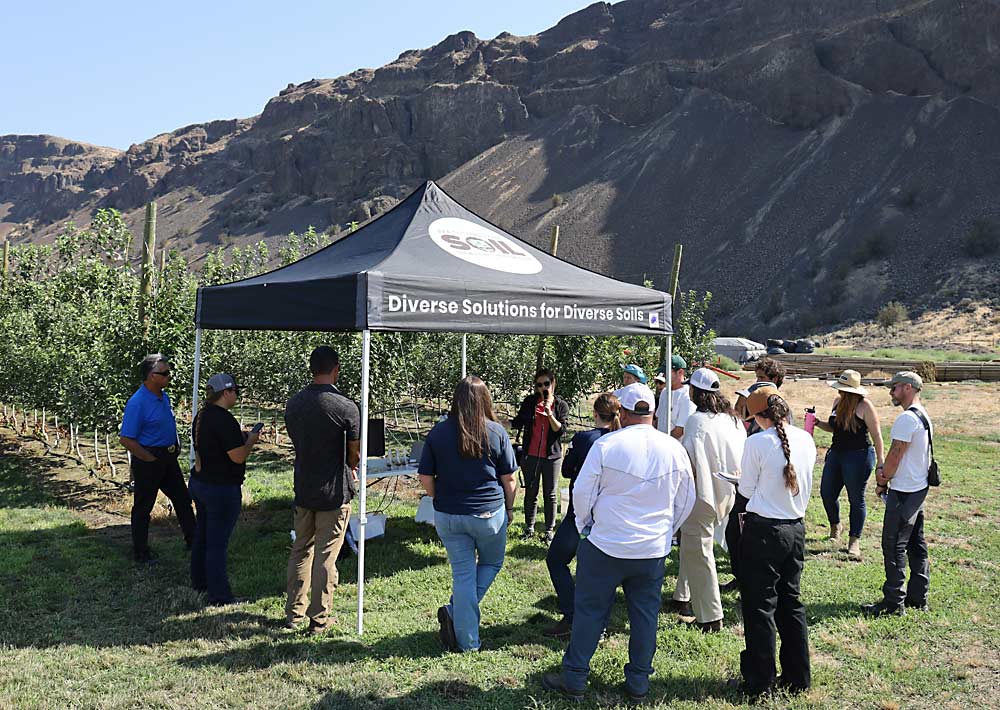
[307,621,334,636]
[543,529,556,544]
[696,619,723,633]
[541,672,585,703]
[208,597,249,607]
[521,528,535,542]
[904,599,930,612]
[542,616,573,639]
[719,578,739,593]
[437,606,458,651]
[282,620,301,631]
[666,599,694,617]
[861,601,905,617]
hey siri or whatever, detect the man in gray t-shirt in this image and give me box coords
[283,346,361,635]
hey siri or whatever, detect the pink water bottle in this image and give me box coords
[804,407,817,436]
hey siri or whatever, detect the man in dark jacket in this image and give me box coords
[512,368,569,543]
[283,346,361,635]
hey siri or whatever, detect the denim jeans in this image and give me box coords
[562,539,666,697]
[546,507,580,620]
[820,446,875,538]
[189,476,242,603]
[435,505,508,651]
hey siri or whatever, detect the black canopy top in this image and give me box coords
[196,181,671,336]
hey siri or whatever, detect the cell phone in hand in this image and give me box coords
[250,422,265,434]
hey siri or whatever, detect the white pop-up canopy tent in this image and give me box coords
[192,180,674,634]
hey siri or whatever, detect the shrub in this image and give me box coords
[876,301,908,330]
[962,219,1000,257]
[551,194,564,209]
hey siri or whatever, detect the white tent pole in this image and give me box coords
[190,327,202,468]
[665,334,672,433]
[357,329,372,636]
[461,333,468,378]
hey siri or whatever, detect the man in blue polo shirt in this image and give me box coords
[119,354,196,564]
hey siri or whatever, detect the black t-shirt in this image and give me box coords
[191,405,246,485]
[284,384,361,511]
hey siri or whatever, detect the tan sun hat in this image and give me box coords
[829,370,867,397]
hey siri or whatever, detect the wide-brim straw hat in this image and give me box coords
[829,369,867,396]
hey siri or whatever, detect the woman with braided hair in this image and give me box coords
[733,388,817,700]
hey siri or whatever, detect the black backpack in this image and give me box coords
[907,407,940,487]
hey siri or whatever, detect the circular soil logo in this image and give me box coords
[429,218,542,274]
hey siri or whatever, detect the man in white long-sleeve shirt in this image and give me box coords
[543,383,695,704]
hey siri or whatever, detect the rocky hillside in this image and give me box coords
[3,0,999,335]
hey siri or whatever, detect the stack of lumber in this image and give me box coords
[746,354,1000,382]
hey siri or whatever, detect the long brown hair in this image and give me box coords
[691,387,738,421]
[593,393,621,431]
[755,394,799,495]
[834,392,863,433]
[451,376,497,459]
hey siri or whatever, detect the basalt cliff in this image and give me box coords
[3,0,999,333]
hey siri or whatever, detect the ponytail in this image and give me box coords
[759,394,799,495]
[594,393,622,432]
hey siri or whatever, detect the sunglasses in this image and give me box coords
[151,371,173,378]
[534,380,551,388]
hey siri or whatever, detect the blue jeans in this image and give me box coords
[562,539,666,697]
[189,476,242,603]
[820,446,875,538]
[435,505,508,651]
[546,507,580,620]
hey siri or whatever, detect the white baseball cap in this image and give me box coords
[685,367,720,392]
[616,383,656,414]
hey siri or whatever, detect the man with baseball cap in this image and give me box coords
[542,383,695,703]
[863,371,932,617]
[655,354,696,439]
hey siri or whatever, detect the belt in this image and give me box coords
[745,512,802,525]
[146,444,179,456]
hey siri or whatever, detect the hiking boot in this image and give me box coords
[667,599,694,617]
[861,601,905,617]
[829,523,841,540]
[308,621,334,636]
[542,616,573,639]
[697,619,723,633]
[541,672,585,703]
[437,605,458,651]
[904,599,930,612]
[847,536,862,559]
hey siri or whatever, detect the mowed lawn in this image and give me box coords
[1,430,998,709]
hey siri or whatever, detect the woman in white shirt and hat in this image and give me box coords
[668,368,746,632]
[734,388,817,700]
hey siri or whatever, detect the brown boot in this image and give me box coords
[542,616,573,639]
[847,536,862,559]
[829,523,841,540]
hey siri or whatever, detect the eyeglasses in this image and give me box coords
[534,380,551,388]
[151,371,173,378]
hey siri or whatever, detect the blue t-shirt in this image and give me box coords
[418,416,517,515]
[119,386,179,447]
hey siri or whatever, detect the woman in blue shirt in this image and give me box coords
[542,393,621,639]
[419,376,518,652]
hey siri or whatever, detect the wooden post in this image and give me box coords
[1,239,9,288]
[536,225,560,370]
[138,202,157,333]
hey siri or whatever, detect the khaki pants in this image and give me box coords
[672,501,724,624]
[285,504,352,628]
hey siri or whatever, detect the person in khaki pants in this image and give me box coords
[283,347,361,634]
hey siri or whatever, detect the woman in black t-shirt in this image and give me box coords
[189,373,259,605]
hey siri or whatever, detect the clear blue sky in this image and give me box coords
[2,0,592,149]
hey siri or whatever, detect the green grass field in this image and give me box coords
[1,431,998,709]
[813,347,999,363]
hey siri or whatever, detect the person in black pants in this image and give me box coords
[735,388,817,699]
[542,393,620,638]
[119,354,196,563]
[512,368,569,543]
[190,374,260,605]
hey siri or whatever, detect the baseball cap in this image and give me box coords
[621,364,648,384]
[206,373,237,392]
[746,387,783,416]
[671,354,687,371]
[880,371,923,390]
[735,381,778,399]
[616,383,656,414]
[653,372,667,384]
[685,367,720,391]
